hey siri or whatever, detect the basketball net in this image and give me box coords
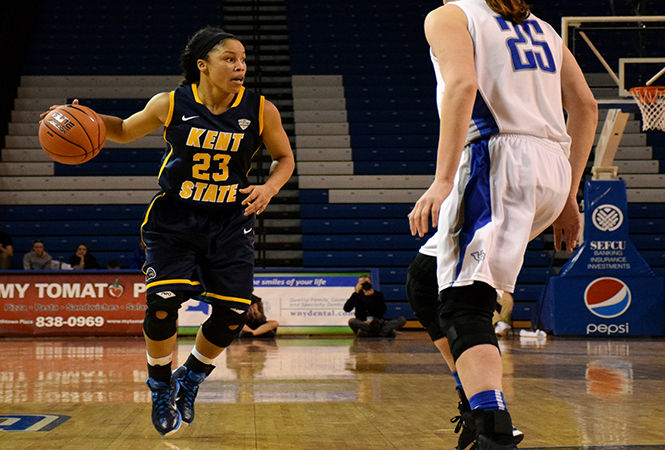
[629,86,665,131]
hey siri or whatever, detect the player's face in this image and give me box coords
[201,39,247,93]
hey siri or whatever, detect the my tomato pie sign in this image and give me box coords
[0,272,147,337]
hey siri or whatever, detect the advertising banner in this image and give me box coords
[0,272,146,336]
[179,270,378,334]
[1,269,380,336]
[538,180,664,336]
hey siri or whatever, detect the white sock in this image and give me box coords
[192,347,215,365]
[146,352,172,367]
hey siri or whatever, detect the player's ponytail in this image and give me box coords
[179,26,238,86]
[486,0,530,24]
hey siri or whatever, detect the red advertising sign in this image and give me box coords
[0,272,146,336]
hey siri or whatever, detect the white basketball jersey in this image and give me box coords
[431,0,571,150]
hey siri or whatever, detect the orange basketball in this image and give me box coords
[39,104,106,165]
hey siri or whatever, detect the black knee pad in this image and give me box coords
[201,305,247,348]
[406,253,444,341]
[438,282,499,361]
[143,291,185,341]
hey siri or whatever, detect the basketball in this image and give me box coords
[38,104,106,165]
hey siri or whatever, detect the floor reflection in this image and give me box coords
[2,334,665,411]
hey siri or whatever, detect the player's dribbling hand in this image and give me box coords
[408,179,452,237]
[40,99,80,120]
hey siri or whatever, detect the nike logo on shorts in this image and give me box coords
[182,115,199,121]
[244,228,253,235]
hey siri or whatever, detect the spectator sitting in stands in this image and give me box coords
[0,227,14,269]
[23,240,52,270]
[239,294,279,338]
[107,260,121,270]
[344,275,406,337]
[69,243,101,270]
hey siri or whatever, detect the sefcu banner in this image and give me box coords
[538,179,664,336]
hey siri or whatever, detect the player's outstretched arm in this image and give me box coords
[98,92,170,144]
[240,99,295,216]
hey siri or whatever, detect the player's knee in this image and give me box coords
[439,282,499,361]
[143,291,185,341]
[406,253,443,340]
[201,305,247,348]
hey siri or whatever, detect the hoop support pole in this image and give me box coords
[578,31,620,87]
[646,66,665,86]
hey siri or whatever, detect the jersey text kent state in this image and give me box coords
[178,126,245,203]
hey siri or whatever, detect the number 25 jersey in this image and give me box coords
[158,84,264,208]
[433,0,570,151]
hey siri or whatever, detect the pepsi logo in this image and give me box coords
[584,277,631,318]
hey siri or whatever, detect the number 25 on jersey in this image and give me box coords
[496,18,556,73]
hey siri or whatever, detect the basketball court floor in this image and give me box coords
[1,331,664,449]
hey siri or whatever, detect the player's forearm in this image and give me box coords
[99,114,132,143]
[263,155,294,195]
[566,100,598,197]
[435,81,476,183]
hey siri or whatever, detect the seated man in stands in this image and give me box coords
[23,240,52,270]
[239,294,280,338]
[69,243,101,270]
[344,275,406,337]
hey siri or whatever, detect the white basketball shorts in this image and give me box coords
[436,134,571,294]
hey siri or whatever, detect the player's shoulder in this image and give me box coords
[425,1,468,29]
[146,91,172,109]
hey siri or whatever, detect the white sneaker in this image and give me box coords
[494,321,511,337]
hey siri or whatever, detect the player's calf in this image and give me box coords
[172,364,214,425]
[173,305,246,425]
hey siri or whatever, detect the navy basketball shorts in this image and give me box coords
[140,193,255,312]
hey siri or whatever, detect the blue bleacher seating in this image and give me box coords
[288,0,665,326]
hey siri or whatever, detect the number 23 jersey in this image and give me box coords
[158,84,264,208]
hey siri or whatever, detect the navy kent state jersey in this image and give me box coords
[158,84,265,208]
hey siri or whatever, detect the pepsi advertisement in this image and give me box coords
[538,179,664,336]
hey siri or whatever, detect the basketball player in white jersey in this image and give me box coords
[408,0,597,448]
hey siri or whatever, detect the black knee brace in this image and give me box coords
[406,253,445,341]
[438,281,499,361]
[201,305,247,348]
[143,291,185,341]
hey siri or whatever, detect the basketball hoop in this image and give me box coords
[629,86,665,131]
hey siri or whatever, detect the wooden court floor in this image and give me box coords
[1,331,664,449]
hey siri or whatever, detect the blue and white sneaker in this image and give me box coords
[146,377,181,436]
[172,366,211,425]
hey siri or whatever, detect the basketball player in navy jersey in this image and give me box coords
[408,0,597,448]
[43,27,294,436]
